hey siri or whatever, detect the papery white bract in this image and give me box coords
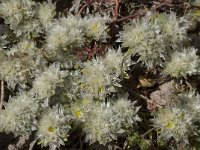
[0,92,39,136]
[32,64,67,99]
[37,106,71,150]
[164,47,199,78]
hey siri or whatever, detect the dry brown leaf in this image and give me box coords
[138,76,156,88]
[146,99,162,112]
[149,80,177,109]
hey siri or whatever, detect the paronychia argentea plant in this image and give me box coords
[0,0,200,149]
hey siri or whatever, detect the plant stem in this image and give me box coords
[0,80,4,109]
[142,127,156,138]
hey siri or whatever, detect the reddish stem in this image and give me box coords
[78,3,89,15]
[151,0,172,12]
[115,10,146,23]
[112,0,173,23]
[113,0,119,20]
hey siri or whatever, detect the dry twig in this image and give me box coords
[113,0,119,20]
[112,0,173,23]
[0,80,4,109]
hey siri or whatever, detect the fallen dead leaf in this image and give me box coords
[149,80,178,110]
[138,76,156,88]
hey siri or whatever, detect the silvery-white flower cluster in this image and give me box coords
[152,91,200,144]
[0,58,31,89]
[32,64,67,99]
[45,14,109,62]
[164,47,200,78]
[0,39,45,89]
[0,92,39,136]
[0,0,56,37]
[0,0,200,149]
[79,48,128,100]
[37,106,71,150]
[121,12,188,68]
[69,94,141,145]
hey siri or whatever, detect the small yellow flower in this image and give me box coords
[90,23,99,33]
[48,126,56,132]
[75,110,82,118]
[165,121,175,129]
